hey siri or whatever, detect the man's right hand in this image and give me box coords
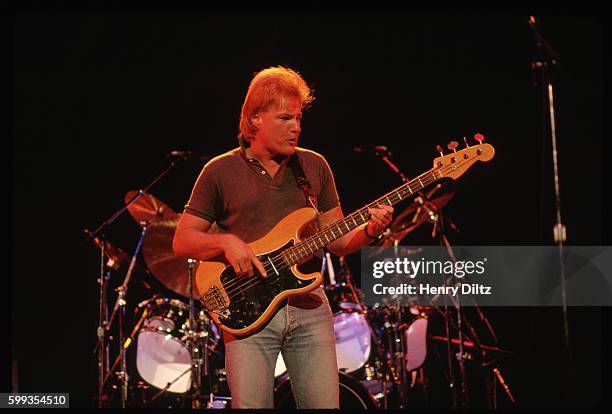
[221,234,267,277]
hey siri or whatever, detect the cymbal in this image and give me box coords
[87,234,151,287]
[89,235,131,271]
[380,181,457,246]
[125,190,177,225]
[142,215,200,300]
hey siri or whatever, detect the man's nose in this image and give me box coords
[290,119,301,132]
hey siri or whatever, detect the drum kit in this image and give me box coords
[85,149,514,409]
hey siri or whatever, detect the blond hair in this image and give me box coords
[238,66,314,147]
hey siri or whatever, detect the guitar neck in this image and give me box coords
[281,167,443,267]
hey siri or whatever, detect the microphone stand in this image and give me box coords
[187,258,204,409]
[378,149,409,183]
[528,15,571,358]
[84,153,186,407]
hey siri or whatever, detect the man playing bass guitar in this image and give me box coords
[173,66,393,409]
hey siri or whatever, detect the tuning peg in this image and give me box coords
[447,141,458,152]
[474,133,485,144]
[436,145,444,156]
[463,136,470,148]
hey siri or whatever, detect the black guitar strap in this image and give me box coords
[288,153,319,215]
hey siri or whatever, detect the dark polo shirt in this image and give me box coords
[184,147,341,243]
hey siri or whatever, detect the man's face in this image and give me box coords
[252,95,302,157]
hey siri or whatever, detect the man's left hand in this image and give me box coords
[367,204,394,237]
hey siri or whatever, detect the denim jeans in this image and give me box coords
[223,286,339,408]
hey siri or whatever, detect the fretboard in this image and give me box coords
[281,167,443,266]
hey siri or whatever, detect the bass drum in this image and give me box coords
[274,372,379,410]
[134,297,220,394]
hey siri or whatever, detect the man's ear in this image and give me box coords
[252,113,261,127]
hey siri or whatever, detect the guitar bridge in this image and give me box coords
[202,285,229,317]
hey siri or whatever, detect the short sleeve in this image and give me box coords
[183,162,223,223]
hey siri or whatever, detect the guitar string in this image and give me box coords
[217,164,447,299]
[217,157,465,302]
[217,165,443,296]
[218,194,404,298]
[217,167,445,303]
[213,153,482,304]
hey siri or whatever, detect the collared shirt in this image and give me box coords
[184,147,340,244]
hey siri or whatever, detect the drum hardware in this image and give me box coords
[134,210,225,407]
[126,295,224,407]
[368,144,464,408]
[141,214,201,300]
[359,145,460,408]
[422,183,514,409]
[429,336,512,355]
[187,258,205,408]
[463,300,515,407]
[83,152,193,407]
[102,303,150,392]
[109,221,151,408]
[84,146,513,409]
[145,367,193,406]
[335,255,396,409]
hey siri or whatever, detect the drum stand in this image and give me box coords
[144,258,215,409]
[109,222,149,408]
[187,258,206,408]
[463,298,516,408]
[361,146,435,408]
[338,257,395,409]
[87,233,110,408]
[431,210,516,409]
[426,207,470,409]
[84,153,187,407]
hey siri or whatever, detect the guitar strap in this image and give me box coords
[288,153,320,215]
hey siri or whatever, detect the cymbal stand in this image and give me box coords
[146,367,193,406]
[429,207,469,409]
[434,216,515,409]
[139,257,214,409]
[102,305,150,392]
[93,237,108,407]
[464,298,516,408]
[366,146,473,408]
[386,242,411,408]
[366,145,425,408]
[187,258,205,408]
[338,256,394,409]
[84,153,187,406]
[106,222,149,408]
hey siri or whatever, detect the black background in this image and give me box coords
[9,5,609,410]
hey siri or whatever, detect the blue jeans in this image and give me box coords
[223,287,339,408]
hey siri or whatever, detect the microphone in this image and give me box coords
[167,150,211,161]
[353,145,390,154]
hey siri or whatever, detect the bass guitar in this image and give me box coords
[196,136,495,337]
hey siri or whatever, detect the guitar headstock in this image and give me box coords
[433,134,495,180]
